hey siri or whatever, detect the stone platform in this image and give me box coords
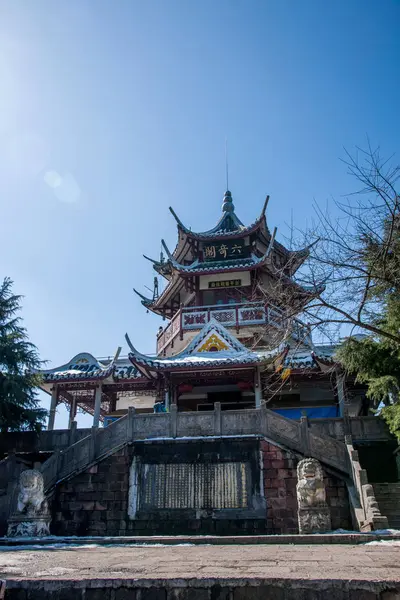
[1,541,400,599]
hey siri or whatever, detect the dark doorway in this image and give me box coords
[199,391,254,411]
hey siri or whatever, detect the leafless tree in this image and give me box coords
[267,143,400,346]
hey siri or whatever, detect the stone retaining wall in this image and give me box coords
[261,440,352,533]
[52,439,267,536]
[5,578,400,599]
[51,437,352,536]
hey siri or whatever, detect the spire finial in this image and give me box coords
[222,138,235,212]
[222,189,234,213]
[225,137,229,191]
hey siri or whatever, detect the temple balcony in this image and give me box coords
[156,301,311,355]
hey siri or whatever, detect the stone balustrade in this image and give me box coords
[0,414,391,461]
[40,405,352,494]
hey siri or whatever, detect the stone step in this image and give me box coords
[374,496,400,502]
[374,490,400,495]
[373,494,400,499]
[374,495,400,502]
[372,483,400,526]
[379,506,400,518]
[379,511,400,519]
[387,519,400,529]
[374,499,400,508]
[373,483,400,491]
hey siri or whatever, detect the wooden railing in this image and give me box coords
[156,301,312,354]
[40,405,350,493]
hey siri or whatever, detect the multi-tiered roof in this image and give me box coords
[39,189,343,425]
[134,191,315,319]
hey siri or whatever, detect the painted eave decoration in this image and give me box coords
[125,320,273,377]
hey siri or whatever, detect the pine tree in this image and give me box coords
[0,277,47,432]
[336,216,400,440]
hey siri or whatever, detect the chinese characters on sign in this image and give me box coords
[208,279,242,288]
[203,240,247,261]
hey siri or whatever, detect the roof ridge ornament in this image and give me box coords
[260,195,270,218]
[161,239,173,260]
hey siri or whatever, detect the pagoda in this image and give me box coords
[40,190,367,428]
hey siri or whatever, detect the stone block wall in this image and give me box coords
[51,438,351,536]
[52,439,267,536]
[52,448,130,536]
[261,440,352,534]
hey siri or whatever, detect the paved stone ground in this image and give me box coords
[0,543,400,582]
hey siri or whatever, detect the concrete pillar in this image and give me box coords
[165,387,170,411]
[47,386,58,431]
[260,400,269,437]
[170,403,177,438]
[214,402,222,435]
[128,406,136,441]
[93,385,102,428]
[337,372,346,417]
[69,420,77,445]
[254,367,262,408]
[68,395,77,429]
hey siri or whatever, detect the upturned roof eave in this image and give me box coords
[41,367,114,385]
[311,352,340,371]
[169,257,270,276]
[172,214,267,243]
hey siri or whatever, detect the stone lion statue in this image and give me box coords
[17,469,48,516]
[7,469,51,537]
[296,458,326,509]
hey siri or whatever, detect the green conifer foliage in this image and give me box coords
[0,277,47,432]
[336,221,400,440]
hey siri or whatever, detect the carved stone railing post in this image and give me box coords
[170,404,177,438]
[90,427,98,463]
[300,416,310,456]
[214,402,222,435]
[128,406,136,442]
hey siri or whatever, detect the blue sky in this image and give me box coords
[1,0,399,428]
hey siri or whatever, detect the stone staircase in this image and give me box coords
[39,405,350,495]
[372,483,400,529]
[1,406,352,534]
